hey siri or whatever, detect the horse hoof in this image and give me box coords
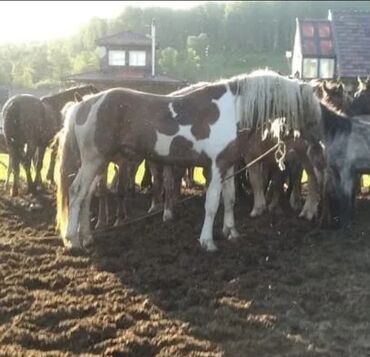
[148,204,160,214]
[162,209,173,222]
[228,228,240,242]
[82,235,94,249]
[299,209,316,221]
[63,237,82,250]
[250,207,265,217]
[199,239,218,252]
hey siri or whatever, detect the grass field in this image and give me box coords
[1,151,369,190]
[0,151,207,187]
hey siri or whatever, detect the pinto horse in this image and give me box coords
[56,69,322,251]
[2,85,97,196]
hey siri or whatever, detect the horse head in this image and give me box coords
[320,80,351,113]
[348,77,370,116]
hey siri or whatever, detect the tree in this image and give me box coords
[187,33,209,59]
[158,47,178,75]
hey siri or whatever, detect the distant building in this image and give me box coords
[291,9,370,85]
[65,23,187,94]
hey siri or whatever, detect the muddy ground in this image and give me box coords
[1,183,370,357]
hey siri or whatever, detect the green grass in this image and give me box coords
[1,151,369,190]
[0,151,207,187]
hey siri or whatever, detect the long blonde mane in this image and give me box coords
[229,69,322,141]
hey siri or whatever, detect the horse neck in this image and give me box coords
[42,93,76,113]
[320,103,351,140]
[42,87,92,113]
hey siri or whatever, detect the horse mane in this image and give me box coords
[171,81,210,96]
[224,69,321,141]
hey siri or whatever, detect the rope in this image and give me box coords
[222,141,284,183]
[93,193,204,236]
[94,141,287,235]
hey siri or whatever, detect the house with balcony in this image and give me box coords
[66,27,187,94]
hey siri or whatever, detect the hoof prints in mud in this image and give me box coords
[1,186,370,356]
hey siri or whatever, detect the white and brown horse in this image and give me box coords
[56,70,322,251]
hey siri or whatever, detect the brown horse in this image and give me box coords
[56,69,322,251]
[2,85,97,196]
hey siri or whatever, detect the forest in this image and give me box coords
[0,1,369,88]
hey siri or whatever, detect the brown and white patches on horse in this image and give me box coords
[75,95,100,125]
[170,84,226,132]
[153,84,236,163]
[168,102,178,118]
[156,111,179,136]
[216,139,240,179]
[190,103,220,140]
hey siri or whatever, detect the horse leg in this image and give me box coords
[299,155,320,221]
[184,167,195,188]
[222,166,240,241]
[268,166,284,213]
[34,145,46,190]
[8,148,20,197]
[289,164,303,212]
[5,155,12,192]
[148,161,163,213]
[248,162,267,217]
[141,160,152,192]
[340,168,355,229]
[95,168,109,229]
[114,161,129,226]
[22,143,36,194]
[46,143,58,185]
[66,161,102,248]
[80,175,101,248]
[163,165,184,222]
[199,164,222,252]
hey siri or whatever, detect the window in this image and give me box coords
[302,23,314,38]
[109,50,126,66]
[303,58,318,78]
[302,40,317,56]
[319,40,334,56]
[318,23,331,38]
[129,51,146,66]
[319,58,335,78]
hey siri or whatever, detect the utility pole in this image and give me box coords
[151,18,156,77]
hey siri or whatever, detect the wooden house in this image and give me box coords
[65,23,187,94]
[291,9,370,88]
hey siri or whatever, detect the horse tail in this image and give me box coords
[55,107,80,240]
[3,99,23,163]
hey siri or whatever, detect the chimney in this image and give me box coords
[151,18,156,77]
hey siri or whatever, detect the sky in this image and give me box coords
[0,1,223,44]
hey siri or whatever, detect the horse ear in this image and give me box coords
[365,77,370,90]
[358,76,364,86]
[338,83,344,93]
[321,80,329,93]
[90,85,99,94]
[74,92,83,102]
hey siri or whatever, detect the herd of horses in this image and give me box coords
[1,69,370,252]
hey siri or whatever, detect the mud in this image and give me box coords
[1,183,370,356]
